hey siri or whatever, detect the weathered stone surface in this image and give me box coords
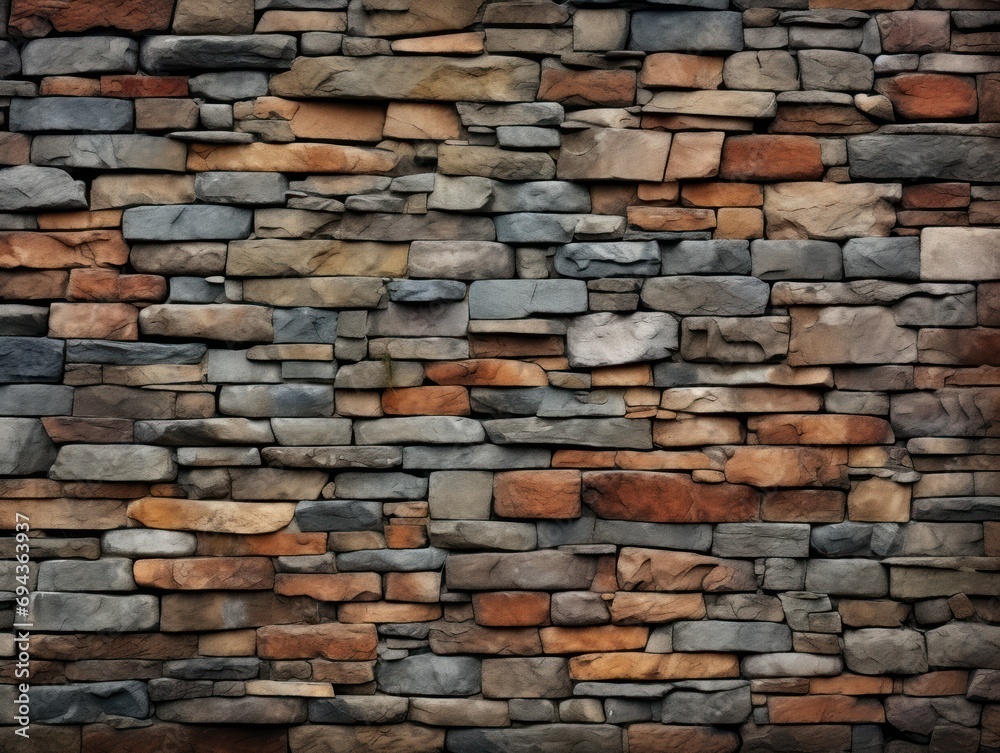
[32,134,187,171]
[0,418,56,474]
[376,654,480,697]
[558,128,672,182]
[447,725,623,753]
[921,227,1000,281]
[764,182,897,240]
[140,35,296,73]
[789,306,917,365]
[0,166,86,211]
[22,36,138,75]
[128,497,296,534]
[31,592,159,632]
[485,418,653,450]
[291,724,443,753]
[555,242,659,279]
[681,317,789,363]
[848,135,1000,182]
[447,551,598,591]
[173,0,254,34]
[470,279,587,319]
[630,11,743,53]
[32,681,148,723]
[642,276,769,316]
[584,471,758,523]
[617,548,756,592]
[157,697,305,724]
[49,444,175,482]
[123,206,252,242]
[843,628,928,674]
[258,623,376,661]
[567,312,678,368]
[271,55,538,102]
[296,500,381,532]
[926,623,1000,669]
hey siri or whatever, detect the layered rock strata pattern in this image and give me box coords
[0,0,998,751]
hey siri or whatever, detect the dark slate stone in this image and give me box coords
[273,308,338,344]
[402,445,551,470]
[0,418,57,474]
[843,237,920,280]
[848,135,1000,182]
[750,240,843,280]
[295,500,383,532]
[673,621,793,653]
[660,240,751,275]
[630,11,744,52]
[21,37,138,76]
[0,337,63,383]
[388,280,467,303]
[9,97,133,133]
[376,654,481,697]
[140,35,298,73]
[912,497,1000,522]
[471,387,549,417]
[189,71,270,101]
[447,725,624,753]
[163,658,260,680]
[0,305,48,336]
[31,681,148,723]
[122,205,253,242]
[0,385,73,416]
[336,547,448,572]
[537,513,713,552]
[195,171,288,204]
[0,166,87,211]
[308,696,409,724]
[0,41,20,77]
[168,277,225,303]
[554,242,660,278]
[66,340,207,365]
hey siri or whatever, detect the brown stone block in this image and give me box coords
[539,61,635,106]
[902,670,969,696]
[187,142,397,173]
[569,651,739,681]
[762,490,846,522]
[640,53,724,89]
[592,363,653,386]
[583,470,759,523]
[494,470,582,519]
[653,415,744,447]
[430,621,542,655]
[470,334,564,358]
[663,131,725,181]
[384,102,462,140]
[847,477,911,522]
[552,450,617,468]
[0,132,31,166]
[384,571,440,603]
[614,450,715,471]
[919,327,1000,366]
[627,724,739,753]
[41,209,122,231]
[101,75,189,98]
[0,499,127,530]
[196,532,327,556]
[681,182,764,208]
[617,547,756,592]
[839,599,911,628]
[876,73,978,119]
[481,656,571,698]
[768,695,885,723]
[810,674,893,695]
[0,230,128,270]
[902,182,970,209]
[282,101,385,142]
[338,601,442,623]
[82,724,286,753]
[41,417,133,444]
[10,0,172,36]
[136,98,200,131]
[771,104,876,134]
[310,660,375,684]
[258,623,377,661]
[33,632,197,660]
[38,76,100,96]
[161,592,316,632]
[384,522,428,549]
[289,724,444,753]
[134,557,273,590]
[627,206,717,232]
[61,481,147,499]
[425,359,548,386]
[715,207,765,240]
[877,10,949,52]
[720,135,824,181]
[48,302,138,340]
[382,386,470,416]
[67,268,166,302]
[749,414,894,445]
[725,446,849,488]
[128,497,296,534]
[474,591,551,627]
[0,479,62,498]
[540,625,648,653]
[0,270,69,299]
[275,573,380,602]
[609,592,707,624]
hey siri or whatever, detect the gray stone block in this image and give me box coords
[430,176,589,214]
[471,387,549,416]
[408,241,516,280]
[470,279,588,319]
[167,277,224,304]
[799,49,874,91]
[0,385,73,416]
[140,35,297,73]
[446,551,597,590]
[712,523,811,557]
[190,71,270,100]
[741,652,843,678]
[750,240,843,280]
[660,240,751,275]
[195,171,288,204]
[843,628,928,675]
[0,305,48,337]
[156,696,305,724]
[31,681,148,723]
[537,388,628,418]
[926,623,1000,669]
[376,654,481,697]
[0,166,87,211]
[630,11,743,52]
[386,280,467,304]
[9,97,133,133]
[912,496,1000,521]
[843,237,920,279]
[429,520,537,551]
[554,242,660,278]
[806,559,888,596]
[30,592,159,632]
[135,418,275,446]
[309,696,409,724]
[354,417,485,445]
[123,205,253,242]
[428,471,494,519]
[164,658,260,680]
[485,417,653,449]
[269,418,352,446]
[641,276,769,315]
[849,135,1000,182]
[333,472,427,500]
[0,337,63,383]
[31,135,187,171]
[36,559,136,592]
[403,445,551,470]
[49,444,177,482]
[0,418,56,474]
[336,547,448,572]
[101,530,197,557]
[673,621,792,653]
[0,41,20,77]
[66,340,206,364]
[567,312,678,368]
[22,37,138,75]
[496,126,561,149]
[295,500,382,532]
[494,212,578,244]
[661,682,752,724]
[219,385,334,417]
[273,308,338,344]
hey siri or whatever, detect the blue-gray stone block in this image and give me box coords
[123,205,253,242]
[630,11,743,52]
[9,97,133,133]
[469,279,588,319]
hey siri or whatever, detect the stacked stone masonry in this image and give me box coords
[0,0,998,750]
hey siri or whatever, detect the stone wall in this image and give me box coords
[0,0,999,750]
